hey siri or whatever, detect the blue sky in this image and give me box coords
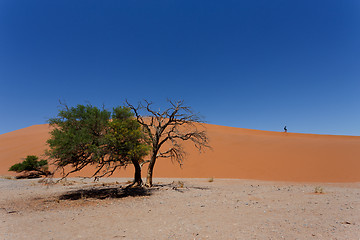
[1,0,360,135]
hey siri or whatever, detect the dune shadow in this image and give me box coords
[59,186,152,200]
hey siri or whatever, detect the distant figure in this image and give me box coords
[284,126,287,133]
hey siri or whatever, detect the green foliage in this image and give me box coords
[46,104,149,178]
[106,107,150,162]
[8,163,23,172]
[9,155,48,173]
[47,104,111,169]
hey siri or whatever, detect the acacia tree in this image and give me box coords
[126,100,211,187]
[105,107,150,185]
[46,104,149,185]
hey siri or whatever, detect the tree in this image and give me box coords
[46,104,149,185]
[9,155,50,178]
[126,100,211,187]
[105,107,150,185]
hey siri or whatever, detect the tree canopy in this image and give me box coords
[46,104,149,185]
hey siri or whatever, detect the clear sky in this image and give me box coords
[1,0,360,135]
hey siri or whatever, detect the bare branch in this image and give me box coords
[126,99,211,187]
[140,160,150,169]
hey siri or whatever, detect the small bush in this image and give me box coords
[208,177,214,182]
[9,155,49,178]
[314,186,324,194]
[171,180,185,188]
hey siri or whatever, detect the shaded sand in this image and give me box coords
[1,178,360,239]
[1,124,360,182]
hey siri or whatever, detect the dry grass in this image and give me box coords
[0,175,14,180]
[171,180,185,188]
[314,186,324,194]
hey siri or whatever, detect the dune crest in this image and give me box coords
[1,124,360,182]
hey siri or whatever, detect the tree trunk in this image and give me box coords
[131,159,142,186]
[145,154,157,187]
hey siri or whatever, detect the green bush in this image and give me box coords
[9,155,48,173]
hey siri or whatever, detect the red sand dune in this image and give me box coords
[1,124,360,182]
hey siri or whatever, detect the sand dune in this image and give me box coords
[1,124,360,182]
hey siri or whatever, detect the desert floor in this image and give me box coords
[1,177,359,240]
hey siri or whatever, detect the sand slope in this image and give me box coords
[1,124,360,182]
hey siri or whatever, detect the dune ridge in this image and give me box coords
[1,123,360,182]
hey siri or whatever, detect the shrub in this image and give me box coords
[314,186,324,194]
[9,155,49,177]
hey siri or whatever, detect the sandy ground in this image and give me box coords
[1,177,360,240]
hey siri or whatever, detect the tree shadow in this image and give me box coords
[59,186,152,200]
[153,182,210,192]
